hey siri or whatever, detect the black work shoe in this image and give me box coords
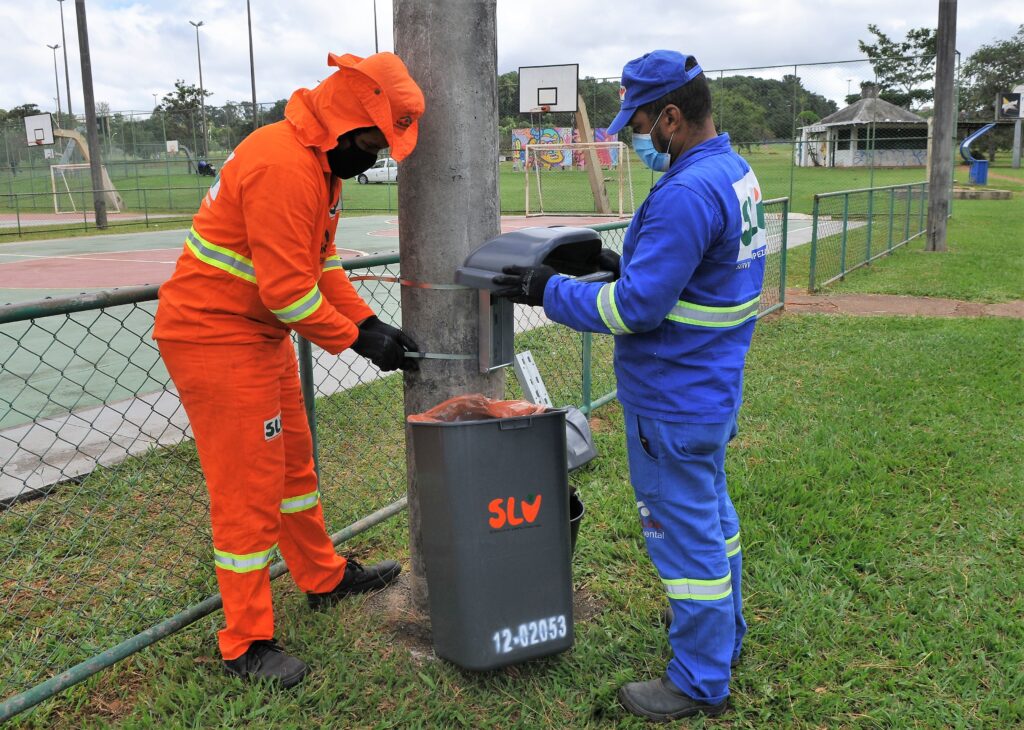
[618,675,728,722]
[306,558,402,610]
[223,639,308,688]
[660,604,741,668]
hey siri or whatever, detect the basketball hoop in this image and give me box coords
[34,139,44,146]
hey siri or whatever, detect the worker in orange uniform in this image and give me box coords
[154,52,425,688]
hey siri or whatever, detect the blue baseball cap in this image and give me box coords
[606,50,704,135]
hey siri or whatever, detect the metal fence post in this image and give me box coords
[779,198,789,301]
[840,192,849,279]
[14,193,21,236]
[865,187,874,263]
[581,332,593,414]
[918,183,926,234]
[296,335,320,477]
[808,194,820,293]
[904,184,912,242]
[888,186,896,253]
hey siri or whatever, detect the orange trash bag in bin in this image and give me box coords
[407,393,550,423]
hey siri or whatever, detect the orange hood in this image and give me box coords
[285,52,425,161]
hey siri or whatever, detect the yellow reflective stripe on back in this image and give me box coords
[596,281,633,335]
[271,285,323,324]
[185,228,256,284]
[213,544,277,574]
[663,572,733,601]
[323,255,343,272]
[666,296,760,328]
[281,490,320,514]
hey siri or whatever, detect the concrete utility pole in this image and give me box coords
[926,0,956,252]
[74,0,106,229]
[394,0,502,614]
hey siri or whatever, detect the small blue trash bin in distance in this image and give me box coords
[409,403,574,671]
[969,159,989,185]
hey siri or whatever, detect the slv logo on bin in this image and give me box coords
[488,494,542,530]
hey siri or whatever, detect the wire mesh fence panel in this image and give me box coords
[809,182,928,291]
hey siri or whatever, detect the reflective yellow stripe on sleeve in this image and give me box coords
[322,255,344,272]
[725,531,741,558]
[596,281,633,335]
[271,285,323,324]
[184,228,257,284]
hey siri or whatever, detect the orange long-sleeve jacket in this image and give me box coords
[154,53,424,354]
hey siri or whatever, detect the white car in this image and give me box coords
[357,157,398,184]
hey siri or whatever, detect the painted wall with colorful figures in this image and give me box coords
[511,127,619,170]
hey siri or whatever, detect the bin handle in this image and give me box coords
[498,418,532,430]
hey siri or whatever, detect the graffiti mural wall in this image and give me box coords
[512,127,619,170]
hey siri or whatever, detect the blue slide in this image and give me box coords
[959,123,996,163]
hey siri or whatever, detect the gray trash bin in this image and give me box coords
[409,397,574,670]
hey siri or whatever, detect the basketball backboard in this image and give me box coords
[24,113,55,146]
[518,64,578,113]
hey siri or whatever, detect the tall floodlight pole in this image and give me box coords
[395,0,502,614]
[189,20,208,156]
[373,0,379,53]
[247,0,258,129]
[58,0,73,121]
[47,44,63,121]
[926,0,956,252]
[74,0,107,228]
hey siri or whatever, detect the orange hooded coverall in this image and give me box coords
[153,53,425,660]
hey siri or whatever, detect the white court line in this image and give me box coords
[0,253,179,265]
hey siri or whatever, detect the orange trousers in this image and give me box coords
[158,336,347,660]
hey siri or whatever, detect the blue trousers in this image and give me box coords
[623,406,746,704]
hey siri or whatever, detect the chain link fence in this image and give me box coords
[3,57,950,237]
[0,214,787,720]
[808,182,928,291]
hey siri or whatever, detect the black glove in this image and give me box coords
[594,248,621,279]
[359,316,420,357]
[491,264,557,307]
[350,327,409,372]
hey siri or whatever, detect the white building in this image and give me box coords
[795,86,928,168]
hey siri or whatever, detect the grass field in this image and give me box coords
[3,187,1022,726]
[8,317,1021,729]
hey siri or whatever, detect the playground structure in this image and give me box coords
[959,123,996,185]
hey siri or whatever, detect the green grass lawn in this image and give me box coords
[7,313,1021,728]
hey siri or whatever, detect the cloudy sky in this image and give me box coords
[2,0,1021,115]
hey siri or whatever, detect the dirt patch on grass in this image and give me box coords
[785,290,1024,318]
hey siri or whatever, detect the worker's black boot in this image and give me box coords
[660,604,741,668]
[306,558,402,610]
[223,639,308,688]
[618,675,728,722]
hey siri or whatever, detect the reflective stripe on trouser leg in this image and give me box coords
[272,338,347,595]
[623,407,735,705]
[716,411,746,663]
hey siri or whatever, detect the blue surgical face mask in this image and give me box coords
[632,108,674,172]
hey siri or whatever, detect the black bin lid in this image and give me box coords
[455,226,603,291]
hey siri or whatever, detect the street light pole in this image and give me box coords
[57,0,73,121]
[373,0,379,53]
[247,0,258,130]
[189,19,208,157]
[47,44,63,122]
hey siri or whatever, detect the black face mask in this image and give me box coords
[326,132,378,179]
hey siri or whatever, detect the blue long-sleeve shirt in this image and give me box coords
[543,133,767,423]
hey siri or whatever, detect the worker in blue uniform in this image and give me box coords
[493,50,767,722]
